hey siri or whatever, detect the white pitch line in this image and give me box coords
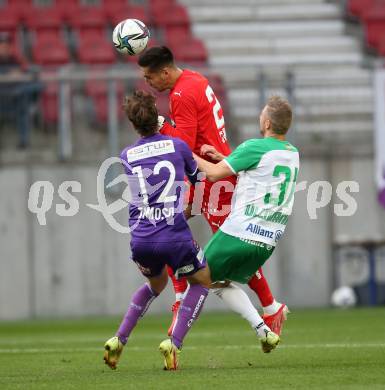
[0,331,251,345]
[1,343,385,354]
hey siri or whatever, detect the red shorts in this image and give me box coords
[187,176,236,233]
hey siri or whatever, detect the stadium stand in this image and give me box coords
[362,1,385,50]
[7,0,374,150]
[179,0,375,146]
[32,35,70,66]
[0,0,214,134]
[25,6,63,35]
[346,0,385,63]
[347,0,376,20]
[85,79,125,124]
[134,78,170,117]
[40,81,60,126]
[106,3,150,28]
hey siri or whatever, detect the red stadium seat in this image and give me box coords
[85,80,125,123]
[77,36,116,64]
[378,36,385,55]
[207,74,226,96]
[25,7,63,34]
[363,2,385,49]
[149,0,177,13]
[70,5,108,36]
[164,27,193,48]
[0,9,20,35]
[55,0,82,24]
[33,29,62,44]
[7,44,28,70]
[171,38,208,65]
[32,37,70,66]
[151,3,190,36]
[135,79,170,117]
[41,82,59,125]
[2,1,31,22]
[55,0,77,4]
[347,0,376,20]
[76,29,107,45]
[7,0,31,4]
[0,20,27,68]
[106,3,151,27]
[206,73,229,118]
[119,36,160,63]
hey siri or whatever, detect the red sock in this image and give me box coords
[167,265,188,301]
[248,268,274,307]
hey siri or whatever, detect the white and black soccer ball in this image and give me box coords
[331,286,357,308]
[112,19,150,56]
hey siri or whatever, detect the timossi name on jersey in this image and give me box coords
[120,133,198,242]
[220,137,300,247]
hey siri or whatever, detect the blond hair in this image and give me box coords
[265,95,292,135]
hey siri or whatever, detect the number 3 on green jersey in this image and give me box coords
[220,137,300,246]
[264,164,299,207]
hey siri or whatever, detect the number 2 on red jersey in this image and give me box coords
[205,85,227,143]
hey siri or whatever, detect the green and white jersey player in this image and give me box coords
[194,95,299,284]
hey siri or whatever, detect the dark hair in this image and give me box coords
[265,95,292,135]
[137,46,174,72]
[123,90,158,136]
[0,32,11,43]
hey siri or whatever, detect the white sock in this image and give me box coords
[213,282,270,337]
[175,293,184,302]
[263,299,282,316]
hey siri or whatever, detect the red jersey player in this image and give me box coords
[137,46,288,336]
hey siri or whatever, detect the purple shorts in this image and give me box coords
[130,239,206,279]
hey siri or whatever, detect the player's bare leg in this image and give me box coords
[248,268,289,335]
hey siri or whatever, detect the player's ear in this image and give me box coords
[164,66,174,77]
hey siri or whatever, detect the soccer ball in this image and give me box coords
[112,19,150,56]
[331,286,357,308]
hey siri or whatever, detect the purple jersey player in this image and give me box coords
[104,91,211,371]
[121,132,202,278]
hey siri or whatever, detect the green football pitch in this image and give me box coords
[0,308,384,390]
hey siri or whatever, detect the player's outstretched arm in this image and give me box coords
[193,153,233,182]
[200,144,225,162]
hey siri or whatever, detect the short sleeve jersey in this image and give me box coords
[221,137,300,246]
[120,133,198,242]
[164,69,232,157]
[160,69,237,203]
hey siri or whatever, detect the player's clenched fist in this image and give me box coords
[200,144,224,162]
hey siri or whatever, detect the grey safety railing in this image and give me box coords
[46,66,139,161]
[40,64,226,161]
[256,68,297,144]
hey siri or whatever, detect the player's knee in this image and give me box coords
[211,280,231,290]
[187,267,212,288]
[148,268,168,294]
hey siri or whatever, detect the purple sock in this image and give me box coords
[116,283,158,344]
[171,284,209,349]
